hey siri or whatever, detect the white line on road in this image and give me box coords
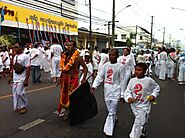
[19,119,45,131]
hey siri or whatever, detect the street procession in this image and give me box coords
[0,0,185,138]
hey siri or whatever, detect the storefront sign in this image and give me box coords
[0,2,78,34]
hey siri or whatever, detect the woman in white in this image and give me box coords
[158,47,167,80]
[167,48,177,80]
[118,47,135,91]
[92,49,126,137]
[178,55,185,85]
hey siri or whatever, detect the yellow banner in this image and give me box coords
[0,1,78,34]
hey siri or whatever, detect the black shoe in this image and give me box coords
[38,80,42,83]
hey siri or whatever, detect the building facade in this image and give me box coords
[0,0,78,44]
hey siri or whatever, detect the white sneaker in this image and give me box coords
[179,82,183,85]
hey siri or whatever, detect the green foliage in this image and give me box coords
[126,38,133,48]
[0,35,15,47]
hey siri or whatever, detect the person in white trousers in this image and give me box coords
[124,63,160,138]
[91,48,126,138]
[8,42,31,114]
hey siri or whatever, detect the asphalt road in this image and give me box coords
[0,72,185,138]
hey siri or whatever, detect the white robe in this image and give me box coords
[92,62,126,136]
[124,76,160,138]
[12,54,30,111]
[178,57,185,81]
[167,52,177,79]
[158,51,167,80]
[92,50,100,70]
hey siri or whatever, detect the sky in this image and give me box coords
[77,0,185,49]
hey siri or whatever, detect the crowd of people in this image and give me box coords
[1,40,185,138]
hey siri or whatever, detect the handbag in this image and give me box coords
[13,55,25,74]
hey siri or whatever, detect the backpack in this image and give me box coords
[13,55,25,74]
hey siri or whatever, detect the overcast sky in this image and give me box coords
[77,0,185,49]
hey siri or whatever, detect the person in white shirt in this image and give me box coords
[91,48,126,138]
[166,48,177,80]
[80,53,93,86]
[23,44,31,55]
[118,47,135,91]
[136,50,145,63]
[92,46,100,78]
[8,42,31,114]
[158,47,168,80]
[98,48,109,72]
[144,50,152,76]
[178,55,185,85]
[154,48,161,77]
[30,43,41,83]
[124,63,160,138]
[2,46,11,76]
[50,38,63,83]
[0,46,4,78]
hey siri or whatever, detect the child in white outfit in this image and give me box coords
[124,63,160,138]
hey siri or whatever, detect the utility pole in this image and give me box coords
[169,34,172,47]
[135,25,138,47]
[89,0,92,51]
[162,27,165,47]
[150,16,154,49]
[108,21,111,48]
[112,0,115,47]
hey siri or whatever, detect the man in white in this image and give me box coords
[144,49,152,76]
[2,46,11,75]
[118,47,135,91]
[8,42,31,114]
[30,43,41,83]
[50,38,63,83]
[91,48,126,137]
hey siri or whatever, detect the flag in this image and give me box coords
[70,81,98,126]
[1,7,5,22]
[0,7,5,35]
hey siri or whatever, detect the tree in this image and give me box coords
[0,34,15,48]
[126,38,133,48]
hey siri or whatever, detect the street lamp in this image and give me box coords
[112,3,131,47]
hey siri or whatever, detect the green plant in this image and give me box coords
[0,34,15,47]
[126,38,133,48]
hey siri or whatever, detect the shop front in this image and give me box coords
[0,1,78,45]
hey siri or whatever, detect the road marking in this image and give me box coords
[19,119,45,131]
[0,85,55,100]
